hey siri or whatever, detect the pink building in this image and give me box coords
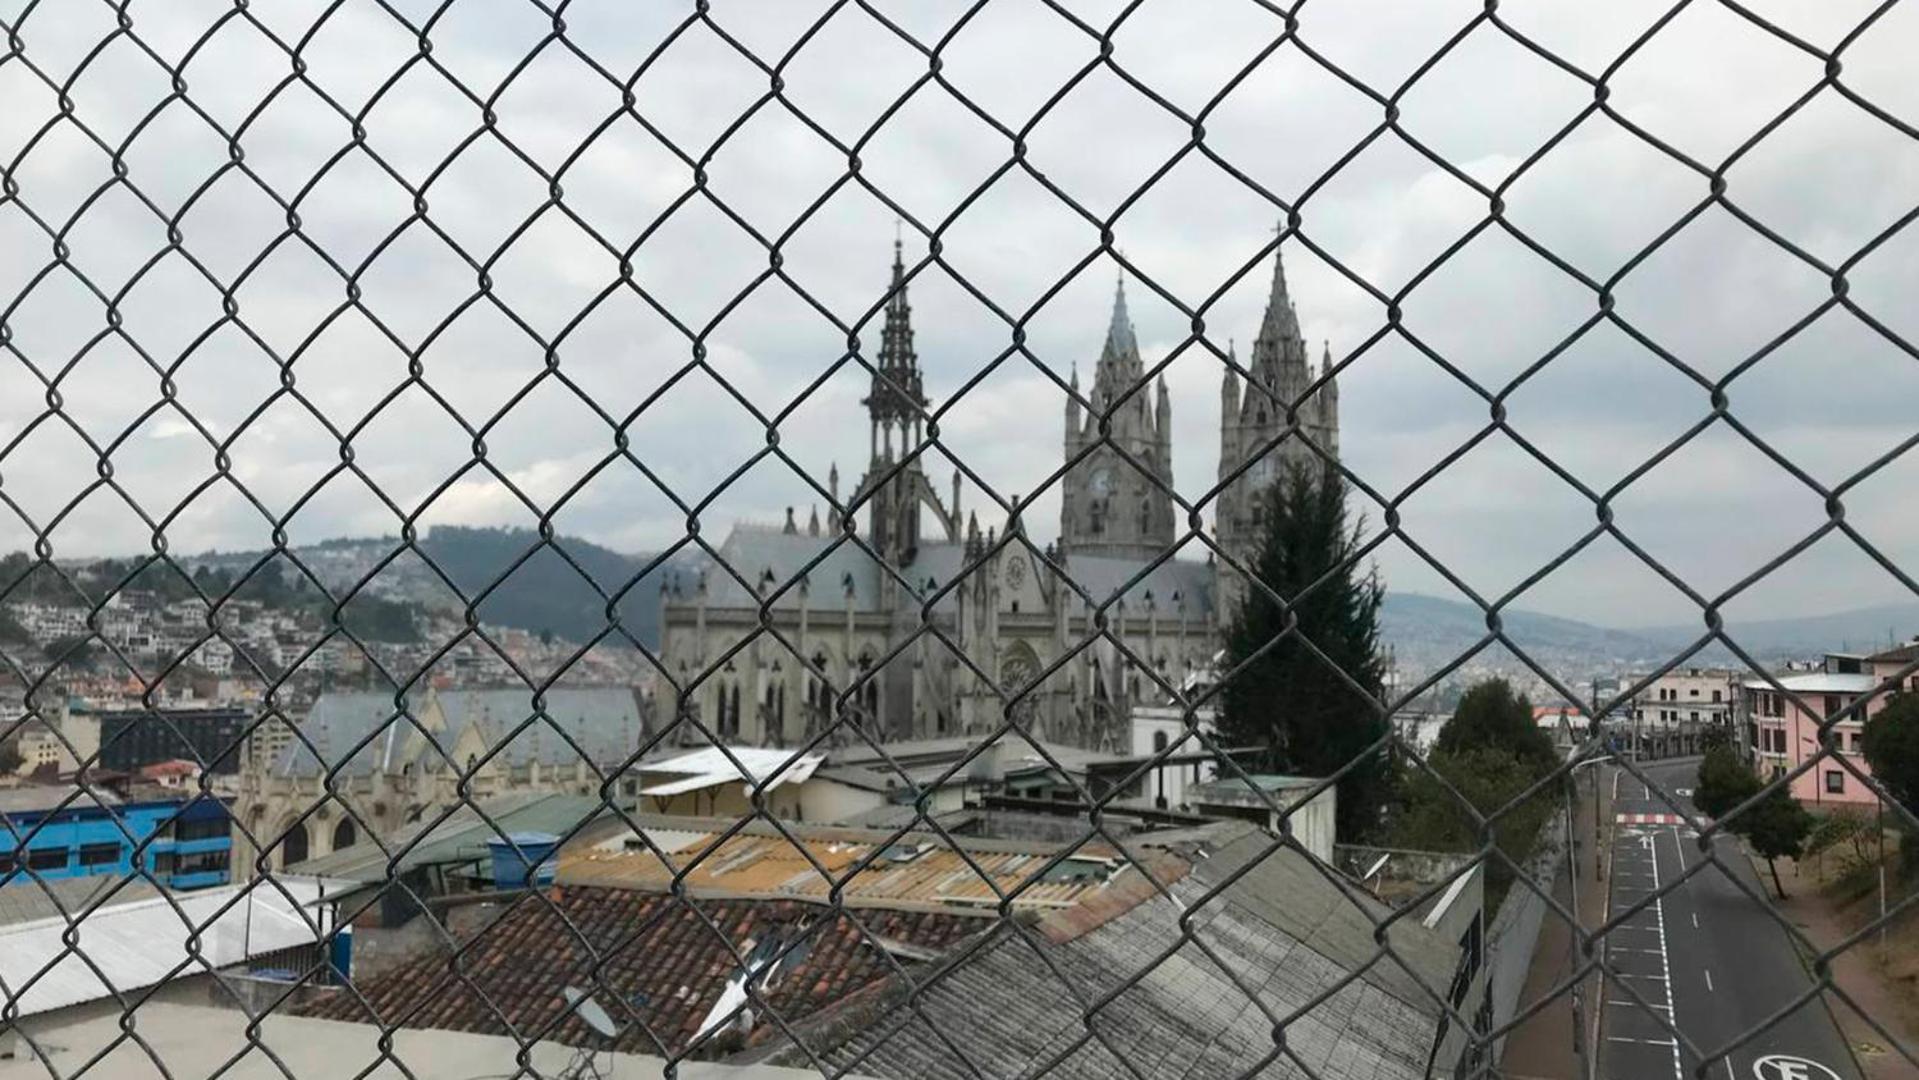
[1743,642,1919,808]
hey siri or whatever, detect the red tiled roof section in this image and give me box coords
[296,886,981,1059]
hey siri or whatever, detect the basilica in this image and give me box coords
[657,237,1339,752]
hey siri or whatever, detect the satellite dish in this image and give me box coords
[563,986,622,1041]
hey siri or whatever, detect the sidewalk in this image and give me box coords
[1499,767,1610,1080]
[1754,849,1919,1080]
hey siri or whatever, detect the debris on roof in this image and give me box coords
[293,889,980,1059]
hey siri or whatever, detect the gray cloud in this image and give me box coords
[0,0,1915,632]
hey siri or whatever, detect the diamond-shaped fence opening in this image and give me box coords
[1,3,1917,1080]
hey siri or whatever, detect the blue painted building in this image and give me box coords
[0,789,232,891]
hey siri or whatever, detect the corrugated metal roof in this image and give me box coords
[560,824,1121,912]
[0,875,161,929]
[639,746,825,796]
[286,793,607,882]
[0,785,123,816]
[1741,672,1878,694]
[1,877,328,1017]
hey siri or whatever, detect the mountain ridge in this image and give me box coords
[78,532,1919,667]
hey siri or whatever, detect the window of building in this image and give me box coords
[1690,711,1699,722]
[1153,730,1169,754]
[1826,770,1845,794]
[1712,689,1723,703]
[27,847,68,871]
[79,842,121,867]
[172,850,230,876]
[1825,695,1842,717]
[175,818,228,842]
[1689,688,1699,697]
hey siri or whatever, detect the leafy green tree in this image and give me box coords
[1806,806,1883,878]
[1391,747,1557,909]
[1435,678,1558,776]
[1220,464,1389,841]
[0,735,21,775]
[1694,742,1761,820]
[1737,786,1815,899]
[1863,692,1919,816]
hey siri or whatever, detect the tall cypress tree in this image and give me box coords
[1219,463,1390,841]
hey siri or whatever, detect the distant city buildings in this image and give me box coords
[1623,667,1738,758]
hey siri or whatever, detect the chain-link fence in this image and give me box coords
[3,2,1918,1079]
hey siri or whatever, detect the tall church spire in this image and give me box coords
[1059,271,1175,559]
[1103,274,1139,368]
[871,234,924,415]
[861,234,935,563]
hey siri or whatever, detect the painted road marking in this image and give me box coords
[1752,1054,1842,1080]
[1615,812,1709,826]
[1649,817,1683,1080]
[1609,999,1672,1012]
[1704,969,1713,992]
[1610,1036,1678,1046]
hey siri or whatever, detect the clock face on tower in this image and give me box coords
[1089,466,1114,497]
[1003,555,1026,590]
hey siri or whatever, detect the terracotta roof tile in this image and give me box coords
[296,886,981,1060]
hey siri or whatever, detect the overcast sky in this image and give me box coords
[1,0,1916,633]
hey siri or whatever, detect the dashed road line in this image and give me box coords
[1650,821,1683,1080]
[1704,969,1713,993]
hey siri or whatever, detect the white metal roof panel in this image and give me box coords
[1,878,328,1017]
[639,747,825,797]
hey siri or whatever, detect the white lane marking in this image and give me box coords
[1692,913,1699,930]
[1650,817,1683,1080]
[1610,1036,1679,1046]
[1610,999,1673,1012]
[1705,969,1714,992]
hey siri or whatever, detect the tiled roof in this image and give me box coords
[295,887,982,1060]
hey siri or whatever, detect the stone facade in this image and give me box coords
[1059,280,1176,560]
[1214,252,1341,624]
[234,687,646,868]
[659,237,1337,753]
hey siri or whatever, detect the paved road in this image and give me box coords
[1599,757,1859,1080]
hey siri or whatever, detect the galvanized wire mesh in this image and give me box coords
[1,1,1917,1079]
